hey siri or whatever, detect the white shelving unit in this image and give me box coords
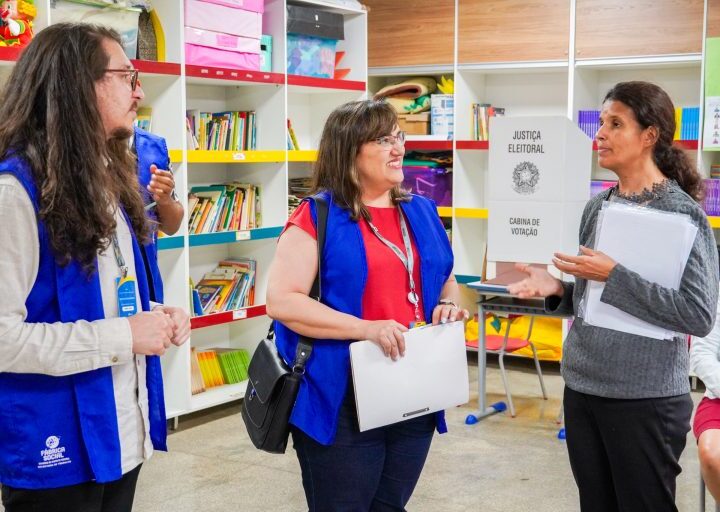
[368,3,719,283]
[0,0,368,419]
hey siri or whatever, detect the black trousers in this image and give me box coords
[564,386,692,512]
[1,464,142,512]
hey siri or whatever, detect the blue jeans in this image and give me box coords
[291,388,435,512]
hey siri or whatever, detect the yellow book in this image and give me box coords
[288,119,300,150]
[190,348,206,395]
[197,352,214,388]
[674,108,682,140]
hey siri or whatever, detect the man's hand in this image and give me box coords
[128,310,174,355]
[153,305,191,346]
[147,164,176,206]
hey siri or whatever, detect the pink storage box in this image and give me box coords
[200,0,263,13]
[184,0,262,39]
[185,43,261,70]
[185,27,260,54]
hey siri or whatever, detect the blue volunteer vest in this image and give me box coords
[133,127,169,303]
[0,155,167,489]
[275,191,454,445]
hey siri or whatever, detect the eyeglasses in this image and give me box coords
[104,68,141,92]
[373,131,406,149]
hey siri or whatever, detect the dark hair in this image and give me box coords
[0,23,148,272]
[311,99,409,221]
[603,81,704,202]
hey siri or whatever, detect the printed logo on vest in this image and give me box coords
[37,435,72,469]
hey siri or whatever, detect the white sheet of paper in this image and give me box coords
[349,321,469,432]
[583,202,697,339]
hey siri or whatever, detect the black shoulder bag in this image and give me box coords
[241,197,328,454]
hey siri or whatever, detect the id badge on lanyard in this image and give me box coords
[116,276,138,317]
[111,233,138,318]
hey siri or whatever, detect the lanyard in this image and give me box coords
[111,234,129,278]
[366,210,421,322]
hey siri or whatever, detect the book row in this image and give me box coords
[186,110,257,151]
[191,347,251,395]
[188,183,261,235]
[191,258,257,316]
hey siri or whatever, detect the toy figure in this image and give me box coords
[0,0,35,48]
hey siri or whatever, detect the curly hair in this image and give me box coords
[603,81,705,202]
[0,23,148,272]
[311,100,409,221]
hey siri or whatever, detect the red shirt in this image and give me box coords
[284,201,425,327]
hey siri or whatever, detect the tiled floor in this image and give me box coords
[2,358,714,511]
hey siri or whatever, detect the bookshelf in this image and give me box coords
[0,0,368,419]
[367,0,719,281]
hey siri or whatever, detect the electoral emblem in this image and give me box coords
[512,161,540,195]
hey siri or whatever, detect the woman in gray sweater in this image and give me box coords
[509,81,719,512]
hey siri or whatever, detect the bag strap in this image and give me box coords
[292,195,329,373]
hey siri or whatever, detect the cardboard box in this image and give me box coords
[185,0,262,40]
[398,113,430,136]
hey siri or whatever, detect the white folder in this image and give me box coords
[583,201,698,340]
[349,321,469,432]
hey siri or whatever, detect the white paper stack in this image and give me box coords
[582,201,698,340]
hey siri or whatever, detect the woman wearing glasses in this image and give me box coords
[266,99,467,511]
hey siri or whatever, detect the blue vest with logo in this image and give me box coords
[275,192,454,445]
[0,155,167,489]
[133,127,169,303]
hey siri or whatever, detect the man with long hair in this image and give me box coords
[0,23,190,511]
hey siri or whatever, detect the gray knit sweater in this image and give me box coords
[548,181,719,398]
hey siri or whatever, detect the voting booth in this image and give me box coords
[487,116,592,266]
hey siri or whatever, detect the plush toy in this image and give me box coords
[0,0,36,48]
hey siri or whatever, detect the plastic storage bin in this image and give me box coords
[52,0,141,59]
[286,4,343,78]
[287,34,336,78]
[431,94,454,139]
[287,5,344,40]
[402,166,453,206]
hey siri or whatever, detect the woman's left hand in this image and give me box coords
[431,303,470,325]
[553,246,617,282]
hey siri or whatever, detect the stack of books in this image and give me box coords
[186,110,257,151]
[134,107,152,132]
[675,106,700,141]
[703,179,720,216]
[191,348,251,393]
[288,176,312,214]
[192,258,256,316]
[187,183,260,234]
[577,110,601,139]
[471,103,504,141]
[590,180,616,198]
